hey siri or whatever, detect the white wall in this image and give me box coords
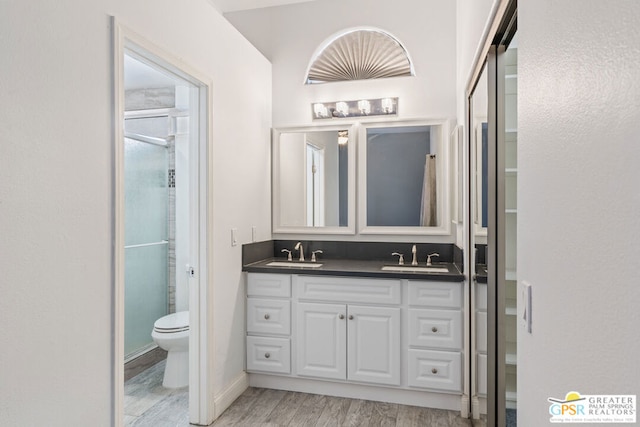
[0,0,271,425]
[226,0,458,243]
[518,1,640,425]
[455,0,495,124]
[225,0,457,127]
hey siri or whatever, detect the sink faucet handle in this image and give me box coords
[426,253,440,266]
[311,250,323,262]
[281,249,292,261]
[391,252,405,265]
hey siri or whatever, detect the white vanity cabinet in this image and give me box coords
[245,272,466,412]
[246,273,292,374]
[407,281,463,393]
[295,275,401,386]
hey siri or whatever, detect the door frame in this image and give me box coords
[112,18,214,426]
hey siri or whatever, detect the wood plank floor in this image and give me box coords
[212,387,473,427]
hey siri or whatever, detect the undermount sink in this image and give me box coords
[266,261,323,268]
[381,265,449,273]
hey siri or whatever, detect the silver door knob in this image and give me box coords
[431,368,438,374]
[265,353,270,359]
[339,314,345,319]
[264,314,270,320]
[431,327,438,333]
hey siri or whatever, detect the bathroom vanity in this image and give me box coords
[242,247,466,412]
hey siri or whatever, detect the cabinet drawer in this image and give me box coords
[476,311,487,353]
[408,349,462,393]
[247,273,291,298]
[477,353,487,396]
[408,309,462,350]
[246,336,291,374]
[476,283,487,311]
[247,298,291,336]
[408,281,462,308]
[296,275,401,304]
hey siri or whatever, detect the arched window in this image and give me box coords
[305,27,415,84]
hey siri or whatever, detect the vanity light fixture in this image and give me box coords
[311,97,398,120]
[358,100,371,115]
[313,103,329,118]
[335,101,349,116]
[381,97,394,113]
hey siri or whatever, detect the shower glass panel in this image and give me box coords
[124,137,169,358]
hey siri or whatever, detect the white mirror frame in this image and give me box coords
[357,119,452,236]
[451,124,464,225]
[473,120,488,239]
[272,124,356,235]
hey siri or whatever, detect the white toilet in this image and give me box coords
[151,311,189,388]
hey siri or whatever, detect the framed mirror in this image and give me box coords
[272,125,356,235]
[357,119,451,236]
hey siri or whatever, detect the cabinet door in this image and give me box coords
[296,302,346,380]
[347,305,401,386]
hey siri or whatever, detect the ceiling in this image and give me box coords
[209,0,318,13]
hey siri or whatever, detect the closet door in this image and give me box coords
[467,8,518,425]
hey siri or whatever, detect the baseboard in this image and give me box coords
[213,371,249,420]
[124,346,167,381]
[249,373,462,412]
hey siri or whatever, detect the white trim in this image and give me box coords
[112,18,214,426]
[112,17,125,427]
[249,374,462,411]
[213,372,249,419]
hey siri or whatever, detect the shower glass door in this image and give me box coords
[124,136,169,358]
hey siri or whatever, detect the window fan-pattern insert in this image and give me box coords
[306,28,415,84]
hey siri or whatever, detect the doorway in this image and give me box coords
[114,23,211,426]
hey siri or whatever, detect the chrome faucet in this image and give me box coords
[392,252,405,265]
[311,250,323,262]
[281,248,292,261]
[426,253,440,266]
[411,244,418,266]
[294,242,305,262]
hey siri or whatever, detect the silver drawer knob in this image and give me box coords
[265,353,271,359]
[264,314,270,320]
[339,314,345,319]
[348,315,354,320]
[431,368,438,374]
[431,327,438,333]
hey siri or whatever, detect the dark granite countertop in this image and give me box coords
[243,257,464,282]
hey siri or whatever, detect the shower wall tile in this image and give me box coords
[125,87,175,111]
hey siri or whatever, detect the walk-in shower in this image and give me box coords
[123,116,172,361]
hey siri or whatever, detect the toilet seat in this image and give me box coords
[153,311,189,334]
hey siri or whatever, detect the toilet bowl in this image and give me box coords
[151,311,189,388]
